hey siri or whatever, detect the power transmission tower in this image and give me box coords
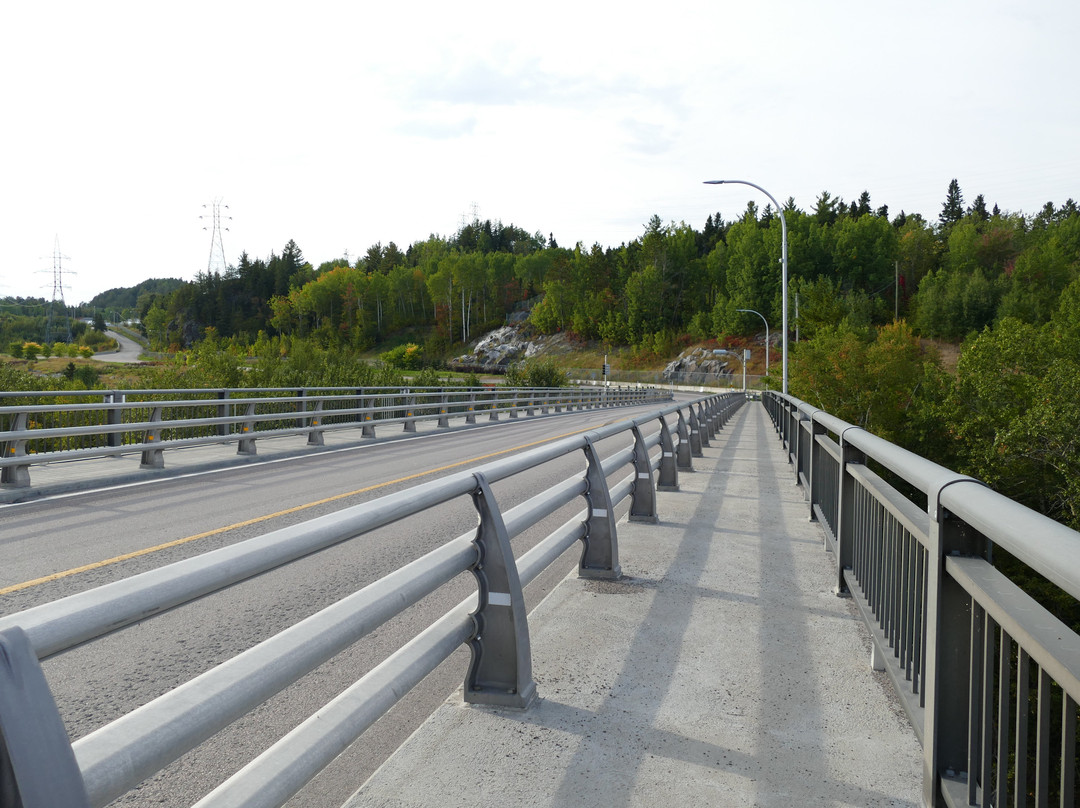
[39,236,75,344]
[459,201,481,231]
[200,199,231,275]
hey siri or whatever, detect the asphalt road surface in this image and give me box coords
[0,402,677,807]
[100,329,144,363]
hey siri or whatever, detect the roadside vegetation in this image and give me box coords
[4,178,1080,536]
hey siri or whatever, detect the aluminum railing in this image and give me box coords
[0,385,669,489]
[0,392,745,808]
[763,391,1080,808]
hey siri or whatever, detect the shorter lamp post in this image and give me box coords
[735,308,769,379]
[713,349,745,392]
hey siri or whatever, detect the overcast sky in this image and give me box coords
[4,1,1079,305]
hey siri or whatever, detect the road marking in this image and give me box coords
[0,425,600,596]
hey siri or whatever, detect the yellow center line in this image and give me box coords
[0,424,599,596]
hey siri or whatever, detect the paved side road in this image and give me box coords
[100,329,144,363]
[347,403,923,807]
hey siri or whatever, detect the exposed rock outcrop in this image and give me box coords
[662,347,735,381]
[448,323,572,372]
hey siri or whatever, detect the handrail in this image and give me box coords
[0,385,671,489]
[762,390,1080,808]
[0,392,746,808]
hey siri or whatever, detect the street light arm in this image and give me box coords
[735,308,769,375]
[703,179,788,395]
[704,179,780,213]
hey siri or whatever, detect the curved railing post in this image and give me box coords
[705,397,719,437]
[464,472,537,709]
[675,410,693,471]
[361,390,376,438]
[696,402,710,448]
[688,407,703,458]
[579,436,620,579]
[235,402,257,456]
[0,627,92,807]
[437,392,450,428]
[1,411,31,487]
[462,390,475,424]
[628,425,658,523]
[141,406,166,468]
[656,414,679,492]
[306,398,325,446]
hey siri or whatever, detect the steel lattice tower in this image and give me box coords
[200,199,231,275]
[42,236,75,344]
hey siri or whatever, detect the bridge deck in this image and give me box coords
[348,403,923,807]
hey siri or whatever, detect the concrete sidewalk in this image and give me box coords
[348,403,923,807]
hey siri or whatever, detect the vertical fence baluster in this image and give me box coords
[1036,667,1051,806]
[1063,694,1077,808]
[1015,649,1030,808]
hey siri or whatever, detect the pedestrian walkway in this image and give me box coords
[347,403,924,807]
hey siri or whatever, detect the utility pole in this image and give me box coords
[895,260,900,321]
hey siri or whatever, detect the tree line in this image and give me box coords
[119,181,1075,361]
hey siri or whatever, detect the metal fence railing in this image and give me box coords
[0,393,744,807]
[567,368,772,391]
[0,386,670,489]
[763,391,1080,808]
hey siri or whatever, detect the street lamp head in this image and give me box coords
[703,180,726,185]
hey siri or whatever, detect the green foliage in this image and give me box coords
[939,305,1080,530]
[379,342,423,370]
[503,358,566,388]
[62,361,102,388]
[8,341,23,358]
[0,363,38,392]
[789,321,940,447]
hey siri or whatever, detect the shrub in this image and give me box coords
[379,343,423,370]
[504,358,565,388]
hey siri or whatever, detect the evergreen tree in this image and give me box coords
[856,191,872,217]
[939,179,964,229]
[968,193,989,223]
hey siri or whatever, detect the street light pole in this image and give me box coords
[735,307,769,379]
[712,349,745,392]
[704,179,789,395]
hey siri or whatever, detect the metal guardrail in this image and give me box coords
[568,368,772,390]
[762,391,1080,808]
[0,386,668,489]
[0,392,745,808]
